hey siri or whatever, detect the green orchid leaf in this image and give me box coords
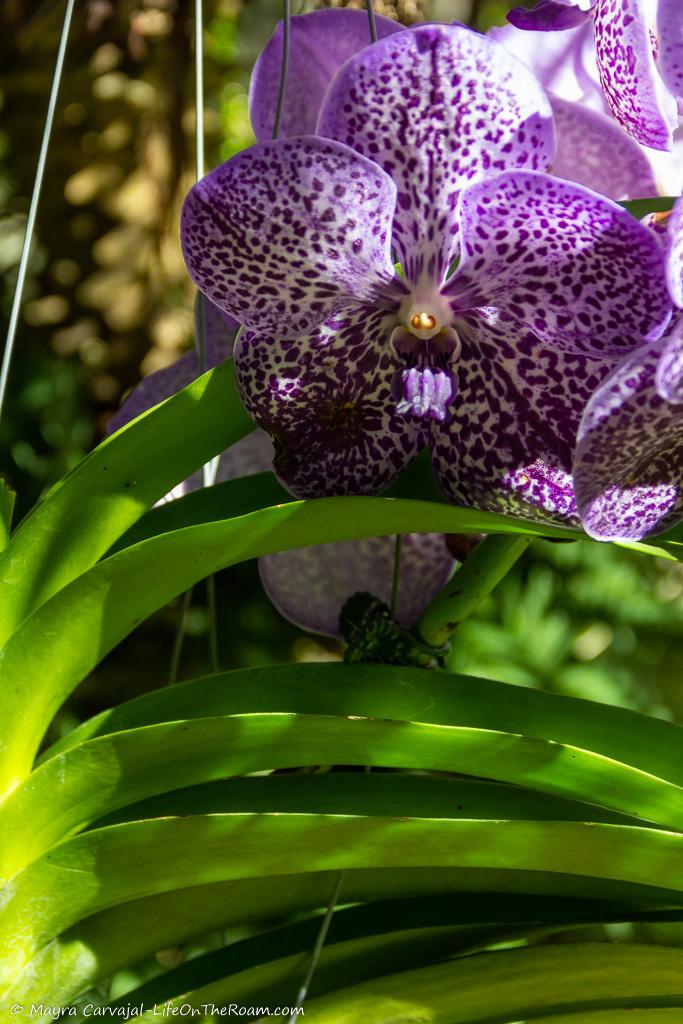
[0,499,568,795]
[0,360,253,646]
[621,196,679,219]
[301,942,683,1022]
[4,746,672,883]
[92,774,644,831]
[114,899,683,1019]
[14,885,677,1011]
[42,664,683,795]
[128,923,479,1020]
[5,814,683,995]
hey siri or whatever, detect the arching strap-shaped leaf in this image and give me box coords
[0,360,253,646]
[0,499,565,797]
[44,664,683,794]
[3,739,673,884]
[12,885,676,1011]
[3,815,683,993]
[302,943,683,1021]
[118,911,683,1018]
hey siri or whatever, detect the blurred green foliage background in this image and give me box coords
[1,0,681,744]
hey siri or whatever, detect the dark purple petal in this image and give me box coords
[489,21,602,105]
[656,314,683,403]
[446,171,672,356]
[259,533,455,639]
[107,300,237,434]
[575,340,683,539]
[549,95,658,199]
[594,0,678,150]
[249,9,402,141]
[429,313,613,524]
[198,296,239,369]
[666,195,683,307]
[181,137,402,338]
[158,432,274,506]
[508,1,595,31]
[657,0,683,101]
[317,24,555,287]
[234,307,426,498]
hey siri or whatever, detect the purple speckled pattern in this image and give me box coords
[180,16,677,526]
[655,201,683,402]
[249,9,401,141]
[594,0,678,150]
[317,24,555,286]
[234,308,426,497]
[575,338,683,540]
[446,171,671,355]
[259,533,455,639]
[657,0,683,99]
[665,196,683,308]
[508,0,594,31]
[656,313,683,404]
[549,95,658,199]
[181,136,403,337]
[429,312,611,524]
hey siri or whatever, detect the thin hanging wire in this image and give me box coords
[390,534,403,617]
[272,0,291,140]
[169,0,217,684]
[168,588,194,684]
[0,0,76,426]
[367,0,378,43]
[194,0,205,182]
[289,872,345,1020]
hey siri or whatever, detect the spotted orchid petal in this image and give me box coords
[656,314,683,403]
[233,308,426,498]
[657,0,683,100]
[249,9,401,141]
[575,340,683,540]
[317,24,555,288]
[181,137,403,339]
[549,95,658,199]
[594,0,678,150]
[260,533,455,640]
[655,201,683,401]
[430,313,611,524]
[508,0,595,31]
[446,171,671,356]
[489,21,602,108]
[665,195,683,307]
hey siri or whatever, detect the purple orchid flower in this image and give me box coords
[249,7,403,141]
[260,534,455,641]
[574,198,683,540]
[181,22,672,526]
[507,0,682,151]
[489,21,667,200]
[109,299,453,638]
[257,8,666,204]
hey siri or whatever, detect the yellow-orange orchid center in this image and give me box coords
[411,312,437,332]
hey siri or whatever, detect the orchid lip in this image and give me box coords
[390,324,461,422]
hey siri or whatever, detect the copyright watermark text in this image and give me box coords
[7,1006,303,1020]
